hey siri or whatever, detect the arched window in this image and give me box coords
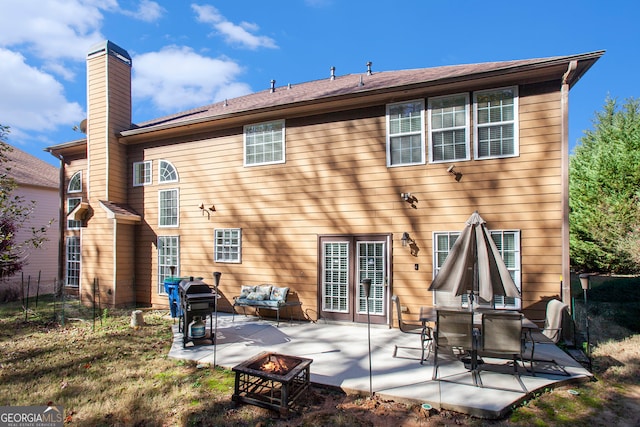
[159,160,178,183]
[68,171,82,193]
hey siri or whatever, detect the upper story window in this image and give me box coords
[159,189,179,227]
[159,160,178,183]
[386,100,425,167]
[67,171,82,193]
[428,94,470,163]
[474,87,518,159]
[67,197,81,230]
[133,161,152,186]
[244,120,285,166]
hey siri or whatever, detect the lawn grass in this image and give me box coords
[1,295,638,426]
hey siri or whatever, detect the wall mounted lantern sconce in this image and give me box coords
[198,203,215,219]
[400,192,418,209]
[447,165,463,182]
[401,232,419,257]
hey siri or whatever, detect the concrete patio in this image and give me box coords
[168,312,592,419]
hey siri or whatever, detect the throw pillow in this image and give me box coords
[270,286,289,302]
[240,285,256,299]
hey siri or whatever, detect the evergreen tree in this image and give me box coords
[569,97,640,273]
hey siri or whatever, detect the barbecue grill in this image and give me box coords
[178,277,217,348]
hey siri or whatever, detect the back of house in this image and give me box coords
[46,41,603,325]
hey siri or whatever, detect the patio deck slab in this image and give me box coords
[168,313,592,419]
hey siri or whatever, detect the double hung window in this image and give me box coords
[428,94,470,162]
[432,230,521,309]
[158,236,179,293]
[66,236,80,287]
[67,198,81,230]
[244,120,285,166]
[474,87,518,158]
[214,229,242,263]
[159,189,179,227]
[386,100,425,166]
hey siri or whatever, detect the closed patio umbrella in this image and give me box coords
[428,211,520,310]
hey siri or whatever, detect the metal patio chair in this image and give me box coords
[530,299,569,344]
[478,311,528,391]
[527,299,571,375]
[432,309,478,385]
[392,295,432,364]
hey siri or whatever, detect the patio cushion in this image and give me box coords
[246,291,266,301]
[256,285,273,300]
[239,285,256,299]
[235,299,281,308]
[270,286,289,302]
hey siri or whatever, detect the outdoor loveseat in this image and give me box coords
[232,284,300,326]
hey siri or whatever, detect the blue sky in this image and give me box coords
[0,0,637,166]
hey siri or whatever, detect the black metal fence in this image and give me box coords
[570,274,640,348]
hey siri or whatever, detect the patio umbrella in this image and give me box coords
[428,211,520,310]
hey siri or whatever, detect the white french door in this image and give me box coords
[320,236,388,324]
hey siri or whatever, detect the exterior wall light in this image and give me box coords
[447,165,463,182]
[400,192,418,208]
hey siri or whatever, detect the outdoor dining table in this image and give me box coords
[419,307,540,372]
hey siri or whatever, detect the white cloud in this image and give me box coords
[0,0,115,62]
[132,45,252,112]
[191,4,278,50]
[122,0,165,23]
[0,48,84,132]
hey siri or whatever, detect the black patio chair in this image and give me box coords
[392,295,432,364]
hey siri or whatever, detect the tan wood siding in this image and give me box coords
[112,81,563,321]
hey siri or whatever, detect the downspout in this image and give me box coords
[49,151,66,291]
[561,60,577,307]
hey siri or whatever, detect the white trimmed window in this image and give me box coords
[158,236,179,293]
[428,94,470,162]
[159,189,179,227]
[386,100,425,166]
[67,171,82,193]
[159,160,178,183]
[432,230,521,309]
[490,230,521,308]
[244,120,285,166]
[133,161,152,186]
[67,197,81,230]
[66,236,80,287]
[474,87,518,159]
[214,228,242,263]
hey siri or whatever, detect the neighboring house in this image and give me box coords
[46,40,602,325]
[1,144,59,293]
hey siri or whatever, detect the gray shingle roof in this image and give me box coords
[2,143,58,188]
[129,52,603,133]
